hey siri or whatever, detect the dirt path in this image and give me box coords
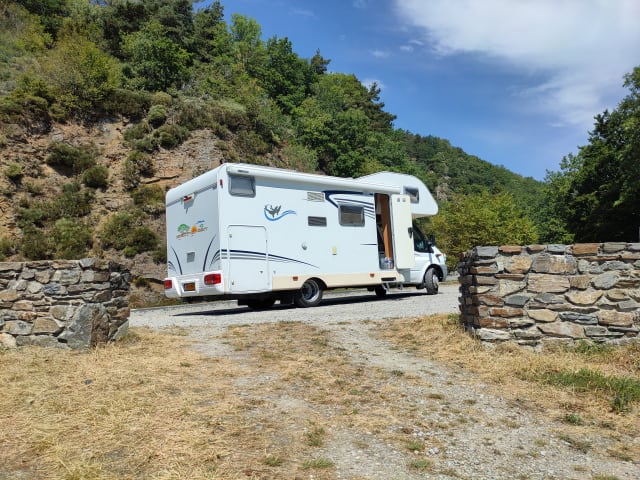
[131,286,639,479]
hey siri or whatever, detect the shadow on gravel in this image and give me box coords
[175,290,431,317]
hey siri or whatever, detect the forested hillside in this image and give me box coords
[3,0,634,279]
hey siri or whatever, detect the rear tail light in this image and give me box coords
[163,279,173,290]
[204,273,222,285]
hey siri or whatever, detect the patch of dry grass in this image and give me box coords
[0,329,255,479]
[380,313,640,460]
[3,314,638,478]
[2,322,410,480]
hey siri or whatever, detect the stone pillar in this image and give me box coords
[0,259,130,349]
[457,243,640,348]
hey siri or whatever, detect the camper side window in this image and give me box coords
[339,205,365,226]
[229,174,256,197]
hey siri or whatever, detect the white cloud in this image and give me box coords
[371,49,391,58]
[393,0,640,128]
[290,8,315,18]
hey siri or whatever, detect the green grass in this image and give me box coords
[263,456,283,467]
[405,440,423,452]
[305,426,325,447]
[563,413,584,425]
[536,368,640,413]
[408,459,433,471]
[302,458,333,469]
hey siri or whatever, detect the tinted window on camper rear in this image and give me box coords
[339,205,364,226]
[229,174,255,197]
[404,187,419,203]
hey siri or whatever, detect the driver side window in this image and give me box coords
[412,224,431,253]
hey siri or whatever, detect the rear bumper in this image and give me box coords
[164,272,225,298]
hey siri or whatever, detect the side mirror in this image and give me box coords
[429,234,435,245]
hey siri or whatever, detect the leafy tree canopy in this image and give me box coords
[544,67,640,242]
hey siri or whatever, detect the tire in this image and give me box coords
[246,298,276,310]
[293,279,323,307]
[374,285,388,298]
[424,267,439,295]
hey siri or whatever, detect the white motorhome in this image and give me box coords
[163,163,447,308]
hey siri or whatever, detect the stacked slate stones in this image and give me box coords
[457,243,640,348]
[0,259,130,349]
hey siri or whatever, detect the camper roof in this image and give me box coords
[356,171,438,216]
[224,163,401,194]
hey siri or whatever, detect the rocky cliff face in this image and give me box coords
[0,119,227,283]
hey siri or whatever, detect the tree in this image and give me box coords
[230,14,263,72]
[310,49,330,75]
[41,32,121,118]
[256,36,313,113]
[544,66,640,242]
[430,191,539,270]
[190,1,230,62]
[121,20,191,91]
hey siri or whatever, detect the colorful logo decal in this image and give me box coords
[176,220,208,239]
[264,204,296,221]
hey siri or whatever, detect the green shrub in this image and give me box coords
[46,142,97,175]
[123,121,151,143]
[100,212,139,250]
[82,165,109,189]
[3,162,22,180]
[147,104,168,128]
[122,151,155,190]
[45,182,94,219]
[126,226,158,255]
[211,99,249,130]
[100,210,158,257]
[16,201,47,228]
[0,76,53,132]
[132,184,164,214]
[153,123,190,149]
[104,88,152,121]
[152,244,167,264]
[282,143,318,173]
[175,98,210,130]
[51,218,93,259]
[151,92,173,106]
[132,135,159,153]
[21,226,50,260]
[0,237,14,260]
[0,93,51,133]
[235,130,270,156]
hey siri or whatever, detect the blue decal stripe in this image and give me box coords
[323,190,375,218]
[220,249,318,268]
[264,209,297,221]
[202,234,217,272]
[170,247,183,275]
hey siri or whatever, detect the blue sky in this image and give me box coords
[199,0,640,180]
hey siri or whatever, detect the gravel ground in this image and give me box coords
[131,284,640,480]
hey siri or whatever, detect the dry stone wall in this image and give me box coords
[0,259,130,349]
[457,243,640,348]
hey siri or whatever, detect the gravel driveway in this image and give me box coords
[131,284,460,329]
[130,284,639,480]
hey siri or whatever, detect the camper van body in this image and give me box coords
[164,163,447,307]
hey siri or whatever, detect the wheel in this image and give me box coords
[293,279,323,307]
[246,298,276,310]
[424,267,439,295]
[374,285,388,298]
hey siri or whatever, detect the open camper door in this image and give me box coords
[390,194,415,269]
